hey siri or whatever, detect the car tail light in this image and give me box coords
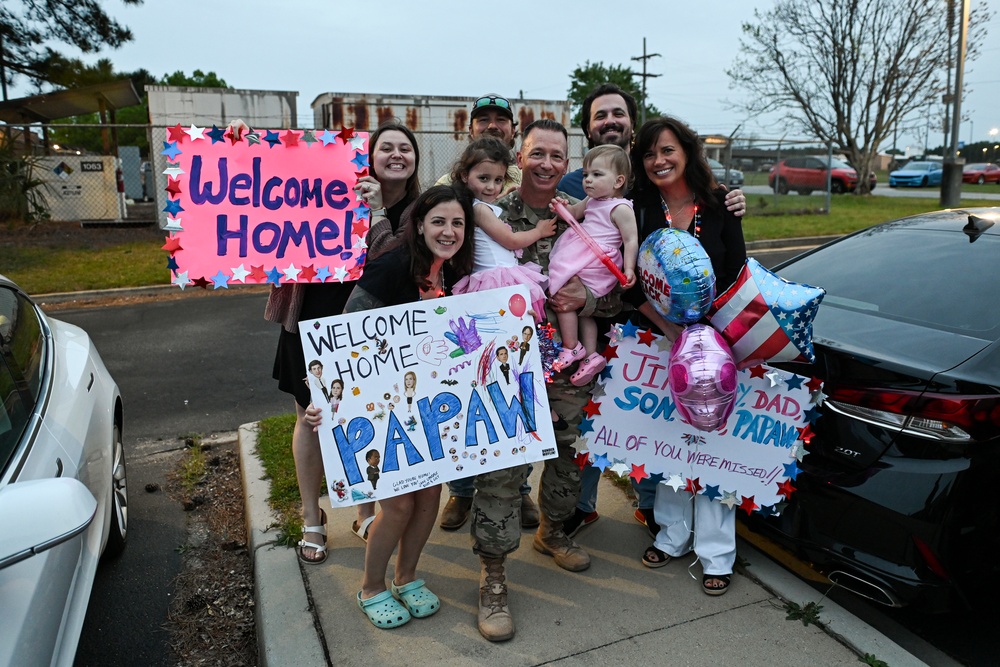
[911,535,950,581]
[825,387,1000,442]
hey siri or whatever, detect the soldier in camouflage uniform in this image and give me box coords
[471,119,621,642]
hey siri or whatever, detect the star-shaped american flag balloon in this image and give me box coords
[707,258,824,370]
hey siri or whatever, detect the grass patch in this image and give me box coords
[176,436,207,494]
[5,241,165,293]
[254,414,304,546]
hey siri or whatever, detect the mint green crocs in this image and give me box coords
[357,590,411,628]
[391,579,440,618]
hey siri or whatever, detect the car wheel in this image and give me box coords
[798,189,812,196]
[978,175,985,185]
[921,176,928,187]
[103,422,128,558]
[831,180,845,194]
[776,178,789,195]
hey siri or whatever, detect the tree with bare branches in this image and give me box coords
[727,0,990,194]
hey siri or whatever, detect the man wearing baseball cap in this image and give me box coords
[434,93,522,193]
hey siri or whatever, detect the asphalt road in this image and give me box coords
[59,289,290,666]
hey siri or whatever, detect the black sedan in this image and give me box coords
[741,207,1000,612]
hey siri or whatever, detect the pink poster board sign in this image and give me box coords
[159,125,370,288]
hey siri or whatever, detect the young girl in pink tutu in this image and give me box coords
[549,145,638,385]
[451,137,554,317]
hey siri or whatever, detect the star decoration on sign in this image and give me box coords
[629,464,650,483]
[166,256,179,271]
[355,168,369,178]
[299,265,317,282]
[332,266,349,282]
[318,130,338,147]
[619,320,639,338]
[352,203,371,219]
[578,418,594,436]
[352,219,369,238]
[569,436,589,455]
[355,236,368,250]
[574,452,591,471]
[783,461,801,481]
[225,127,242,145]
[163,217,183,232]
[210,271,229,289]
[165,176,182,197]
[266,267,282,285]
[313,266,331,282]
[803,405,822,425]
[230,264,250,283]
[666,473,685,491]
[351,152,370,170]
[702,484,721,501]
[598,365,614,381]
[192,277,210,289]
[719,491,739,509]
[655,336,674,352]
[249,265,267,282]
[749,365,767,379]
[739,496,759,514]
[684,477,704,494]
[172,271,191,289]
[349,134,366,151]
[591,453,610,472]
[163,199,184,216]
[161,141,182,160]
[300,130,318,146]
[263,130,281,147]
[281,129,299,147]
[648,472,665,485]
[785,375,804,390]
[163,162,184,177]
[792,444,807,462]
[637,329,656,346]
[246,131,261,146]
[604,324,622,345]
[776,479,796,499]
[336,126,356,144]
[609,461,630,476]
[764,370,783,388]
[283,263,302,281]
[207,125,226,143]
[806,376,823,392]
[590,383,606,399]
[161,236,182,253]
[184,124,205,141]
[167,124,186,142]
[601,344,618,362]
[758,504,777,518]
[581,399,601,419]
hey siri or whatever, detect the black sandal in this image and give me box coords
[702,574,732,596]
[641,545,672,568]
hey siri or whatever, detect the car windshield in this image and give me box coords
[904,162,936,171]
[777,219,1000,337]
[707,158,723,169]
[826,157,852,169]
[964,164,987,171]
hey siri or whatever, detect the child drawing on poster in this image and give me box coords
[403,371,417,412]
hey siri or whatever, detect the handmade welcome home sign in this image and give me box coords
[582,323,821,514]
[300,287,556,505]
[159,124,369,289]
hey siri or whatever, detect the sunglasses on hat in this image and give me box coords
[472,95,512,111]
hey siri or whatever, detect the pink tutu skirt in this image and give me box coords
[453,262,548,321]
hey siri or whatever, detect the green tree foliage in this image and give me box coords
[727,0,991,194]
[567,61,660,127]
[161,69,229,88]
[1,0,142,89]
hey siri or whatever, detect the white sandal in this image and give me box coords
[298,509,328,564]
[352,514,376,543]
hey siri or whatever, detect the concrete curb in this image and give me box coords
[238,423,326,667]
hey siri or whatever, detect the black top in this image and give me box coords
[351,245,457,309]
[625,187,746,309]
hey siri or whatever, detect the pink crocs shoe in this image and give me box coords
[570,352,607,386]
[552,341,586,372]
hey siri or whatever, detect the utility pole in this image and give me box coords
[0,33,8,101]
[941,0,970,207]
[630,38,660,126]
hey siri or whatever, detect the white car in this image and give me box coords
[0,275,126,667]
[707,158,745,188]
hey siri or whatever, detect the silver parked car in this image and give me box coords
[0,275,126,667]
[707,158,744,188]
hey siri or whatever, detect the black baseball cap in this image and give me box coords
[470,94,514,121]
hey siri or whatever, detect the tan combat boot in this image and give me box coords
[520,493,540,529]
[532,513,591,572]
[478,556,514,642]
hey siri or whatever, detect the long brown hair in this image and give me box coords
[449,136,513,195]
[397,185,476,290]
[368,120,421,204]
[630,116,720,212]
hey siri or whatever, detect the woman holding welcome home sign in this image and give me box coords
[626,116,746,596]
[305,184,476,628]
[251,118,422,565]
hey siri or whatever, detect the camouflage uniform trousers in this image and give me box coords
[471,371,591,557]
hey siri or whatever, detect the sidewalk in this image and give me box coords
[238,423,925,667]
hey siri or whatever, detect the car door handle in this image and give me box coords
[55,458,64,477]
[87,372,94,392]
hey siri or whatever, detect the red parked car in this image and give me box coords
[769,156,876,195]
[962,163,1000,185]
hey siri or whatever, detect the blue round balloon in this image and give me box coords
[637,228,716,324]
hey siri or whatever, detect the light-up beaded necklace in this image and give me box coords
[660,195,701,238]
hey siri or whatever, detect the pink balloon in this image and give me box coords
[668,325,738,432]
[508,293,527,318]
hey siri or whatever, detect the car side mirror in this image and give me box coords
[0,478,97,570]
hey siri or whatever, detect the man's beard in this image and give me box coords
[593,124,631,149]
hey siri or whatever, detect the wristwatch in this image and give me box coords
[369,207,387,218]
